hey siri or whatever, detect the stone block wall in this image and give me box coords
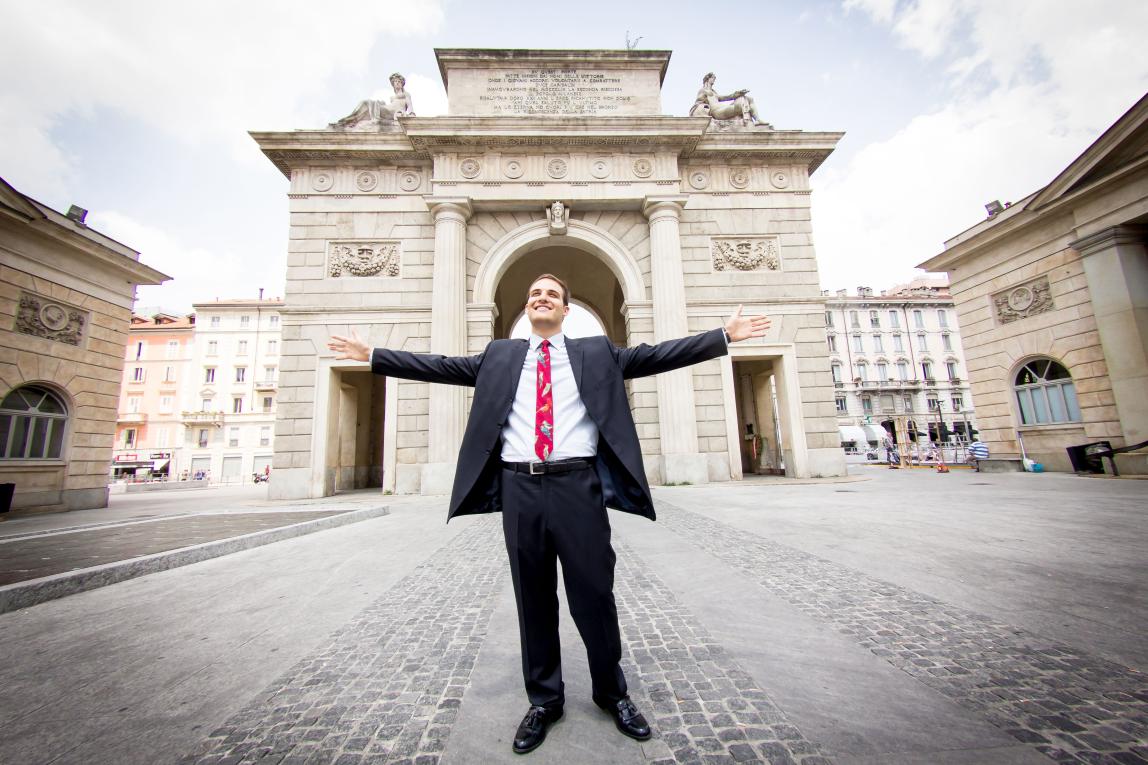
[0,262,130,511]
[949,233,1114,470]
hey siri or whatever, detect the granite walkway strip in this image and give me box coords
[613,539,834,765]
[178,516,508,765]
[0,507,388,614]
[657,501,1148,765]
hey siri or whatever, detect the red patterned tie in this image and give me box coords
[535,339,553,461]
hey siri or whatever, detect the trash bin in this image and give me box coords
[1066,442,1111,474]
[0,483,13,514]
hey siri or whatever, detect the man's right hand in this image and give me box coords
[327,329,370,362]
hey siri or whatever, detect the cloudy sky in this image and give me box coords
[2,0,1146,313]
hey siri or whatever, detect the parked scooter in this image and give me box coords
[253,472,268,484]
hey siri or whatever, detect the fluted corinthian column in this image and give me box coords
[643,196,709,484]
[423,198,472,494]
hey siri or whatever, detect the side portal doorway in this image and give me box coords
[731,359,785,475]
[325,369,387,494]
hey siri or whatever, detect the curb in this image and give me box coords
[0,505,389,615]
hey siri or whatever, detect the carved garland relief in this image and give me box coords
[992,275,1054,324]
[15,292,87,346]
[710,237,781,272]
[328,241,401,278]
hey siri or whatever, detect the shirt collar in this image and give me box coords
[529,333,565,350]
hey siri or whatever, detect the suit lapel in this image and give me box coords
[508,339,529,402]
[566,335,585,394]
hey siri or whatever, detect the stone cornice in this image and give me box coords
[1070,224,1148,256]
[434,48,673,87]
[250,129,427,177]
[253,121,846,178]
[402,116,708,152]
[686,130,845,174]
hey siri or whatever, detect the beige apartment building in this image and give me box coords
[252,48,849,500]
[110,299,283,486]
[825,278,977,451]
[0,176,167,514]
[182,299,283,483]
[921,92,1148,473]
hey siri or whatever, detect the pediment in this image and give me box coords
[1028,92,1148,211]
[0,177,45,222]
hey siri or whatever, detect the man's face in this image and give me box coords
[525,278,569,331]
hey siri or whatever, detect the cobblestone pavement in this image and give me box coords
[614,540,834,765]
[0,511,348,585]
[179,518,507,765]
[657,501,1148,765]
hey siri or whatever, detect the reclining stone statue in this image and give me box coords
[330,72,414,129]
[689,72,769,127]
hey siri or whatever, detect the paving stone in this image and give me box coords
[658,501,1148,765]
[178,519,506,764]
[613,540,834,765]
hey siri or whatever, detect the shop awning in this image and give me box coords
[838,425,869,445]
[152,459,170,472]
[862,424,887,443]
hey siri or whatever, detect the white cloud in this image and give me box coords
[0,0,443,197]
[89,210,284,314]
[402,73,449,118]
[817,0,1148,291]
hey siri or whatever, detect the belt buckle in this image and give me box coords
[529,461,543,475]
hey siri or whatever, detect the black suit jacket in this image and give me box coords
[370,327,728,522]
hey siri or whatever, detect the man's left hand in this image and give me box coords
[725,305,771,342]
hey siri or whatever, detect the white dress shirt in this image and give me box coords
[501,333,599,462]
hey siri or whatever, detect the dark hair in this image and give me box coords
[529,273,570,306]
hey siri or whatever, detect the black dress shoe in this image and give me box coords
[513,705,563,754]
[598,696,651,740]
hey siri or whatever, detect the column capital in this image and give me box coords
[642,195,688,221]
[426,197,473,222]
[1070,225,1147,257]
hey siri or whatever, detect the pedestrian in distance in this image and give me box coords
[328,274,770,755]
[968,438,989,471]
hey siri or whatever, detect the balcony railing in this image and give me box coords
[254,380,278,391]
[182,411,224,426]
[117,412,147,423]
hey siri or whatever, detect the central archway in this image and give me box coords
[475,218,647,342]
[494,248,624,341]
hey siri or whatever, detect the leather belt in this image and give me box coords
[502,457,594,476]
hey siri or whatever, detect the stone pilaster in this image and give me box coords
[1072,225,1148,447]
[643,196,709,484]
[423,198,472,494]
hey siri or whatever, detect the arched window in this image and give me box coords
[1,385,68,460]
[1014,359,1081,425]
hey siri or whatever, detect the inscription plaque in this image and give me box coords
[478,70,634,115]
[439,50,668,117]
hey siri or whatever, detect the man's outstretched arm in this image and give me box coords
[327,329,482,387]
[617,306,770,379]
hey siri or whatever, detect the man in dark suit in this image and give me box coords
[329,274,768,754]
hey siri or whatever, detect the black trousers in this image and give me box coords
[500,465,628,709]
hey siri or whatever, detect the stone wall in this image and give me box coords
[948,233,1112,471]
[0,261,130,511]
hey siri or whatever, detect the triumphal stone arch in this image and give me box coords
[253,48,846,500]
